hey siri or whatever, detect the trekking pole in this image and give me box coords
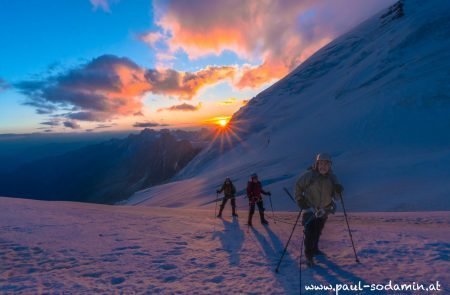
[283,187,296,204]
[268,194,276,224]
[275,209,302,273]
[299,228,306,294]
[339,192,360,263]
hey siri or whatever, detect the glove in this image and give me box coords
[216,190,220,194]
[334,184,344,194]
[325,200,336,214]
[315,208,327,218]
[267,191,272,196]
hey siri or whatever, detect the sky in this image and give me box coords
[0,0,395,134]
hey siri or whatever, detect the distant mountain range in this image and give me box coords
[0,131,133,174]
[0,128,209,204]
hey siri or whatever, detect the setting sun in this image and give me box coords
[218,119,228,127]
[204,116,231,128]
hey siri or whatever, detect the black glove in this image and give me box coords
[267,191,272,196]
[216,190,220,194]
[334,184,344,194]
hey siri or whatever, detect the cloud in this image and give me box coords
[149,0,395,88]
[0,79,9,91]
[145,66,235,100]
[133,121,168,128]
[66,111,112,122]
[16,55,236,124]
[157,102,202,112]
[218,98,238,106]
[141,31,164,48]
[217,97,249,106]
[95,124,115,129]
[90,0,111,12]
[40,120,60,127]
[156,53,176,61]
[63,121,81,129]
[16,55,149,122]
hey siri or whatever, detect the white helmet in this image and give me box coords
[316,153,332,163]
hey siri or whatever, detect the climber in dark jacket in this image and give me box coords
[295,153,344,266]
[246,173,271,226]
[216,178,238,217]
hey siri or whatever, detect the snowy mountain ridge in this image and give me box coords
[128,0,450,211]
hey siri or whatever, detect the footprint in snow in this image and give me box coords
[159,264,178,270]
[207,276,224,284]
[375,240,391,245]
[82,272,103,278]
[132,251,150,256]
[12,246,28,252]
[112,245,141,251]
[164,250,183,256]
[165,241,188,246]
[111,277,125,285]
[161,276,178,283]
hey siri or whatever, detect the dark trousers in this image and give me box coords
[248,201,266,223]
[303,212,327,259]
[219,196,236,213]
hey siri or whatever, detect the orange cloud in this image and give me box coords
[147,66,236,100]
[16,55,150,122]
[218,98,238,106]
[17,55,239,124]
[157,102,202,112]
[149,0,396,88]
[237,61,289,89]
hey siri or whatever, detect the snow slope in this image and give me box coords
[0,197,448,294]
[127,0,450,211]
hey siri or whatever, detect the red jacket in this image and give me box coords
[246,181,269,203]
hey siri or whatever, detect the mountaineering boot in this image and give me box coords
[247,212,254,226]
[232,207,238,217]
[306,256,315,267]
[260,212,269,225]
[217,206,224,218]
[313,249,326,257]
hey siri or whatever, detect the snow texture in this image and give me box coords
[127,0,450,212]
[1,197,449,294]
